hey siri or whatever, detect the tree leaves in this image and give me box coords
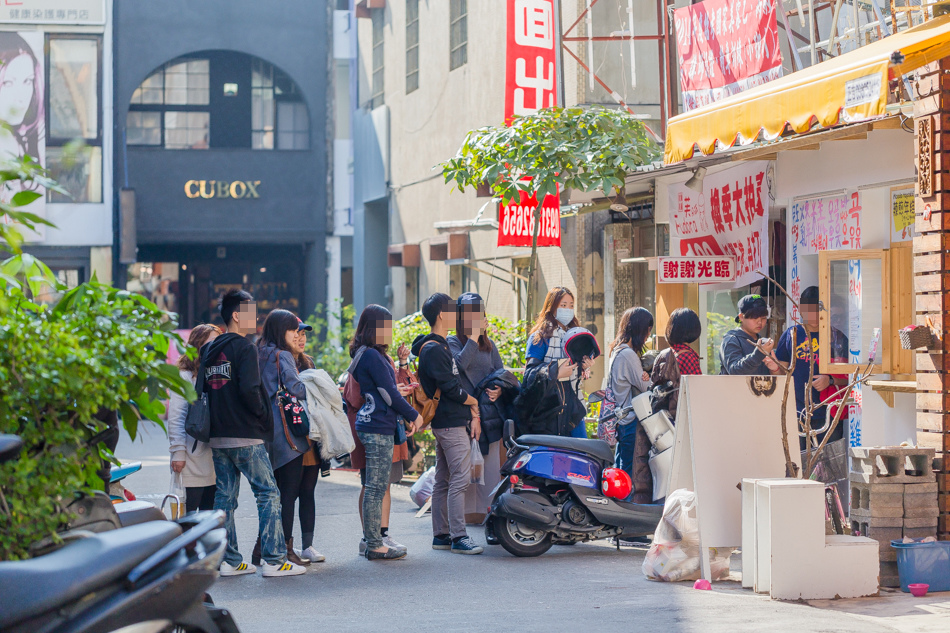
[441,106,660,205]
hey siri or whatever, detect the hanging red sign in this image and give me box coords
[500,0,560,248]
[498,189,561,247]
[657,256,737,283]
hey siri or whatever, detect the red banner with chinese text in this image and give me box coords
[673,0,783,112]
[500,0,560,248]
[668,161,769,287]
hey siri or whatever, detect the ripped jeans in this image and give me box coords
[213,445,286,566]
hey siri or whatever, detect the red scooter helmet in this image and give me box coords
[601,468,632,499]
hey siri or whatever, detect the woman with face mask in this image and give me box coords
[524,287,594,438]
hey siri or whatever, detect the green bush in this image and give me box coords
[705,312,735,375]
[0,155,190,560]
[303,299,357,381]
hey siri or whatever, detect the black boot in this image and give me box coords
[251,536,262,567]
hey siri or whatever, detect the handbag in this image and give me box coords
[275,354,310,438]
[184,361,211,452]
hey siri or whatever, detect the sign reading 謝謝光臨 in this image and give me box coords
[668,161,770,288]
[657,256,736,283]
[499,0,561,248]
[0,1,105,25]
[673,0,783,112]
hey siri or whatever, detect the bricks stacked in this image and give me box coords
[849,447,938,588]
[913,58,950,540]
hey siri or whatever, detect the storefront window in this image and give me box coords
[164,111,209,150]
[46,35,102,203]
[819,250,889,373]
[126,111,161,146]
[163,60,210,105]
[127,262,180,315]
[252,59,309,150]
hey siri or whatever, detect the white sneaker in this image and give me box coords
[219,561,256,576]
[359,538,367,556]
[299,546,326,563]
[262,560,307,577]
[383,535,407,551]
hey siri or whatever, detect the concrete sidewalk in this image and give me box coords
[118,425,950,633]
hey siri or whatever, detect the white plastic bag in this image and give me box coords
[169,469,186,519]
[642,488,732,582]
[470,439,485,485]
[410,466,436,507]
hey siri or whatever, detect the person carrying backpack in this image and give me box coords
[203,289,305,577]
[412,293,483,555]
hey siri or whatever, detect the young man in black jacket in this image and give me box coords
[411,293,483,555]
[204,289,305,577]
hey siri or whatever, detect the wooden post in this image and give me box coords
[914,58,950,540]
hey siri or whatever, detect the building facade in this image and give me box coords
[5,1,114,293]
[114,0,331,327]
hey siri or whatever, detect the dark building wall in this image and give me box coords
[114,0,330,314]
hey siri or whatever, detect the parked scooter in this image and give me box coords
[108,460,143,502]
[0,435,239,633]
[485,418,665,557]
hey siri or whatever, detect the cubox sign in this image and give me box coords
[184,180,261,199]
[499,0,561,248]
[657,256,736,283]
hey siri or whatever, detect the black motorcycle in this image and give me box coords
[484,418,665,557]
[0,434,239,633]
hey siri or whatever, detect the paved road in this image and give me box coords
[118,424,942,633]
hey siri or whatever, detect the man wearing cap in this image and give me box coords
[719,294,776,376]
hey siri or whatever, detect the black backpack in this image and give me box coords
[184,357,211,451]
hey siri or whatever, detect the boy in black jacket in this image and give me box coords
[411,293,483,555]
[204,289,305,577]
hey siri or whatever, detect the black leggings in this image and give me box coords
[274,454,305,541]
[299,465,320,538]
[185,485,216,513]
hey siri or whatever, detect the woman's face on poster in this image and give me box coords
[0,53,35,127]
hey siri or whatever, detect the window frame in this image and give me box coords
[449,0,467,71]
[45,34,103,203]
[127,56,211,150]
[406,0,419,94]
[818,248,891,375]
[371,9,385,108]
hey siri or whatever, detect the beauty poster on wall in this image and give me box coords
[0,31,46,240]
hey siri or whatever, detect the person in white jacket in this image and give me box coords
[169,324,221,513]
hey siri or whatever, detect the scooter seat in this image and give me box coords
[518,434,615,464]
[116,500,167,527]
[0,521,182,629]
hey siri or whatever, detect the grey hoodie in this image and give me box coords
[607,344,652,423]
[719,328,770,376]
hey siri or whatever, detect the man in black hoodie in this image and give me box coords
[412,293,483,555]
[203,289,304,577]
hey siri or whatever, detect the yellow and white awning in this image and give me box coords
[664,16,950,164]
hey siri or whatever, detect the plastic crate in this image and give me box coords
[890,539,950,593]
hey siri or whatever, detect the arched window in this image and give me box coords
[127,52,309,150]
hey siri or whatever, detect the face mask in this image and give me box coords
[555,308,574,327]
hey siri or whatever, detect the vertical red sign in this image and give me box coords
[499,0,560,248]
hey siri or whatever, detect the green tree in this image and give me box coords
[442,106,659,315]
[303,299,357,380]
[0,154,191,560]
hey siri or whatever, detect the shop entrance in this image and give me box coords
[130,244,305,329]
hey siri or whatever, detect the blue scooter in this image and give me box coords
[485,415,665,557]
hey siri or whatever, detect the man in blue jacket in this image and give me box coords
[412,293,483,555]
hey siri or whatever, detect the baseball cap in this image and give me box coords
[736,294,770,323]
[457,292,483,307]
[297,318,313,332]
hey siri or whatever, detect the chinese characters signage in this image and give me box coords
[787,192,862,323]
[673,0,783,112]
[497,191,561,247]
[0,1,105,25]
[657,256,736,283]
[668,161,770,287]
[499,0,560,248]
[891,186,915,242]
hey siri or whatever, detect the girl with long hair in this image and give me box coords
[257,309,312,567]
[168,324,221,513]
[345,305,422,560]
[606,307,654,504]
[524,286,593,437]
[0,32,44,205]
[448,292,506,524]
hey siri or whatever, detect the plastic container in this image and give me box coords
[908,583,929,597]
[890,539,950,593]
[631,392,655,421]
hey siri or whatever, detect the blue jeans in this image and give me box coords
[357,431,394,550]
[614,417,639,479]
[571,420,589,438]
[213,445,286,566]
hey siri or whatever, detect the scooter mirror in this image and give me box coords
[587,390,605,404]
[0,434,23,464]
[503,419,514,442]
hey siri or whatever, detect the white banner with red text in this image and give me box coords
[668,161,769,288]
